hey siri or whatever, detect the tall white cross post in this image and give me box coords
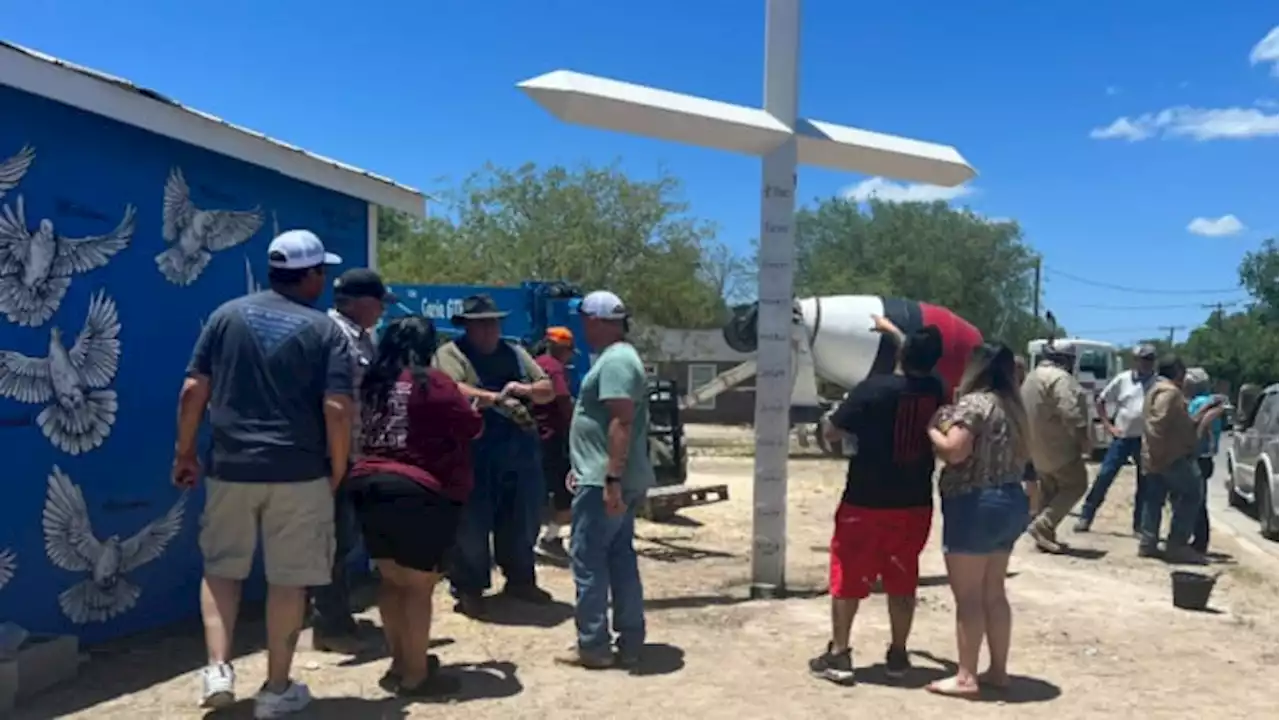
[520,0,976,598]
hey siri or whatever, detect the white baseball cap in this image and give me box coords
[579,290,629,320]
[267,230,342,270]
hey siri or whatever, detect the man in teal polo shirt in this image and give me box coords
[556,290,655,670]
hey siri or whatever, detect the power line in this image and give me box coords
[1044,267,1242,296]
[1076,299,1245,311]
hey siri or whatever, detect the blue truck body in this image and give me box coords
[381,281,592,393]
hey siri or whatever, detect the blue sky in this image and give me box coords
[11,1,1278,344]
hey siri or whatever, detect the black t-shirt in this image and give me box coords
[829,373,945,508]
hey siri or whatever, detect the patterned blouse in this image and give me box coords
[934,390,1030,497]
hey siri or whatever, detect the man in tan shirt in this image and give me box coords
[1021,343,1092,553]
[1139,355,1224,564]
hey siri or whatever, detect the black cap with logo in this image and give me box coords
[333,269,396,303]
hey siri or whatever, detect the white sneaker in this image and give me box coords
[253,680,313,718]
[199,662,236,708]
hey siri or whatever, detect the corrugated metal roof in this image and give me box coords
[0,40,424,208]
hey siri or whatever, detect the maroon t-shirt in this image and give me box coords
[352,368,483,502]
[532,354,573,441]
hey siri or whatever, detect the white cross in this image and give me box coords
[518,0,975,597]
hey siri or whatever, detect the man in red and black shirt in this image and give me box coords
[534,327,577,557]
[809,319,946,686]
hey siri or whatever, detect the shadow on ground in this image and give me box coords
[467,595,575,629]
[628,643,685,677]
[910,650,1062,704]
[644,585,828,612]
[202,660,522,718]
[636,536,737,563]
[15,602,271,719]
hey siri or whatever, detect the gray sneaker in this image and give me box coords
[199,662,236,708]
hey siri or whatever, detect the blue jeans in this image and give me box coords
[1139,456,1204,551]
[941,482,1030,554]
[309,487,360,634]
[570,486,645,660]
[1080,436,1147,527]
[450,434,545,595]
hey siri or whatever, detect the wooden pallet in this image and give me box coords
[639,483,730,521]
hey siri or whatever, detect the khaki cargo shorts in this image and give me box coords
[200,477,335,587]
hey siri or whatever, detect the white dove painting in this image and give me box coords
[43,466,186,624]
[0,548,15,591]
[0,290,121,455]
[0,144,35,201]
[0,196,135,327]
[156,167,264,286]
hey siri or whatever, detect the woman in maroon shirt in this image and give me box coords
[347,316,482,698]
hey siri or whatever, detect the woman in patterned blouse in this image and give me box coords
[925,343,1033,698]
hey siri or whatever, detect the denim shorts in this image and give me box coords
[941,482,1030,555]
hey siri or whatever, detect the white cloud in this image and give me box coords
[1187,214,1246,237]
[1250,26,1279,75]
[1090,105,1279,141]
[1106,85,1122,96]
[842,177,975,204]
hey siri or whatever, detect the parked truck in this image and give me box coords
[381,282,702,512]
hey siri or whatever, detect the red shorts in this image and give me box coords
[829,503,932,600]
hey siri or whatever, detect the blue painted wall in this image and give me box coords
[0,84,369,644]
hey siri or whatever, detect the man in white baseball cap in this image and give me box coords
[557,290,655,669]
[172,229,350,716]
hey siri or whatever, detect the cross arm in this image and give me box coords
[517,69,977,187]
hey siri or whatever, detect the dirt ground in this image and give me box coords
[16,426,1280,720]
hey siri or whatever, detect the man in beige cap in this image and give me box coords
[1021,341,1092,553]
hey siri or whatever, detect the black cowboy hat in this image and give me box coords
[451,293,510,326]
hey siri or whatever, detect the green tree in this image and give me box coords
[790,198,1051,349]
[377,163,739,329]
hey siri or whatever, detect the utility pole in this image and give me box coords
[1032,256,1042,320]
[1158,324,1187,345]
[1200,301,1238,328]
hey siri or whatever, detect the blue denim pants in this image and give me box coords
[1139,455,1203,551]
[570,485,646,660]
[1080,435,1147,527]
[450,433,545,596]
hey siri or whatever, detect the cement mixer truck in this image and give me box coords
[684,295,984,455]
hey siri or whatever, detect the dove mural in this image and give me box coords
[0,144,35,201]
[156,167,264,286]
[0,290,121,455]
[42,466,186,624]
[0,548,15,591]
[0,196,135,328]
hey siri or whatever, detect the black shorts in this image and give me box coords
[543,438,572,512]
[346,472,461,573]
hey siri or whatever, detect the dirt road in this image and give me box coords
[16,441,1279,719]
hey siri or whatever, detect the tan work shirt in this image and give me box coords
[1021,361,1091,474]
[1142,378,1198,475]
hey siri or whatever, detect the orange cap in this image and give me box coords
[546,326,574,345]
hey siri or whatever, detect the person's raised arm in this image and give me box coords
[323,331,355,490]
[929,397,980,465]
[433,344,498,407]
[507,346,554,404]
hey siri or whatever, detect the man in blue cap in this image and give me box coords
[433,294,556,616]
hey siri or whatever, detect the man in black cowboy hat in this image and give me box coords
[433,294,556,616]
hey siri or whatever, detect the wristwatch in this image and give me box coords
[605,474,622,486]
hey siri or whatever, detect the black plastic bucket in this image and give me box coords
[1170,571,1217,611]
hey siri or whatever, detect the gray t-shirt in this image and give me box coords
[568,342,654,494]
[189,290,354,483]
